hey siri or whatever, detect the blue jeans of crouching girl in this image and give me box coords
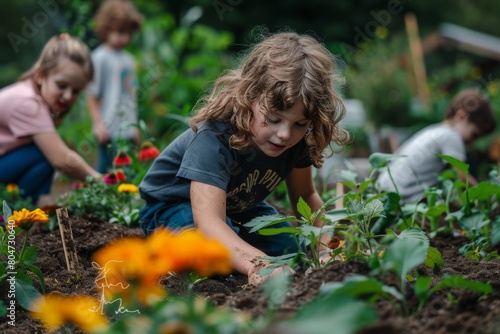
[0,143,54,204]
[139,200,303,256]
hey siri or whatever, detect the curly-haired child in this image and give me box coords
[139,32,350,285]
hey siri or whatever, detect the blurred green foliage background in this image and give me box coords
[2,0,500,175]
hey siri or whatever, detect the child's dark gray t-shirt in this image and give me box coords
[139,121,311,214]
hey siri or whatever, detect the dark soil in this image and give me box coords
[1,213,500,334]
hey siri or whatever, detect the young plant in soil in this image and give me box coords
[244,194,345,273]
[319,227,493,316]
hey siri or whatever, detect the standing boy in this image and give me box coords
[86,0,143,173]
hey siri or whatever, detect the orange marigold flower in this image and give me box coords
[7,208,49,230]
[113,151,132,166]
[138,142,160,161]
[92,237,167,306]
[117,183,139,193]
[30,293,108,332]
[6,183,19,193]
[164,229,232,276]
[93,237,150,284]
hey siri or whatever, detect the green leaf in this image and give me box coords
[426,203,448,218]
[299,225,334,238]
[424,247,444,270]
[260,274,291,307]
[467,182,500,202]
[320,275,403,301]
[436,154,469,173]
[0,299,6,318]
[368,152,405,169]
[460,213,489,236]
[414,276,432,301]
[363,199,384,221]
[245,214,297,233]
[384,237,428,283]
[323,208,349,223]
[491,217,500,245]
[25,264,46,294]
[15,279,42,311]
[258,227,302,236]
[297,197,312,221]
[432,275,493,295]
[3,200,12,222]
[20,245,37,264]
[280,292,377,334]
[398,227,429,247]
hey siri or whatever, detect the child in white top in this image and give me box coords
[376,89,496,203]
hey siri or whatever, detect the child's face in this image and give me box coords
[455,119,481,145]
[250,99,311,157]
[39,58,88,115]
[105,29,133,50]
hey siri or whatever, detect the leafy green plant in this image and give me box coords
[0,201,46,316]
[320,227,490,317]
[332,197,386,259]
[245,195,345,271]
[413,274,493,312]
[56,178,144,227]
[0,184,35,218]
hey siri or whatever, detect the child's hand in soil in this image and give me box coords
[247,260,295,285]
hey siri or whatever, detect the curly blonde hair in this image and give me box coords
[190,31,349,168]
[93,0,143,41]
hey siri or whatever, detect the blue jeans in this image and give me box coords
[0,143,54,204]
[139,201,303,256]
[97,142,114,174]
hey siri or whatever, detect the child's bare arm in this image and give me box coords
[190,180,281,284]
[33,132,101,180]
[86,95,108,143]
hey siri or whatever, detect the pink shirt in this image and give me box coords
[0,80,55,155]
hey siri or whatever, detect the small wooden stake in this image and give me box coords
[56,208,79,272]
[405,12,430,109]
[335,182,345,209]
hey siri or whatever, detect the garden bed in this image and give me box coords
[1,213,500,334]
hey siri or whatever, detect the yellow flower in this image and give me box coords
[117,183,139,193]
[30,293,108,332]
[7,208,49,230]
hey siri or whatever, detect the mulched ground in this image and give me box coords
[1,213,500,334]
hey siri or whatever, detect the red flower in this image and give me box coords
[113,151,132,166]
[138,142,160,161]
[102,170,126,185]
[102,172,119,185]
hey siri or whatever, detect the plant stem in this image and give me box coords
[387,167,400,195]
[19,230,29,262]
